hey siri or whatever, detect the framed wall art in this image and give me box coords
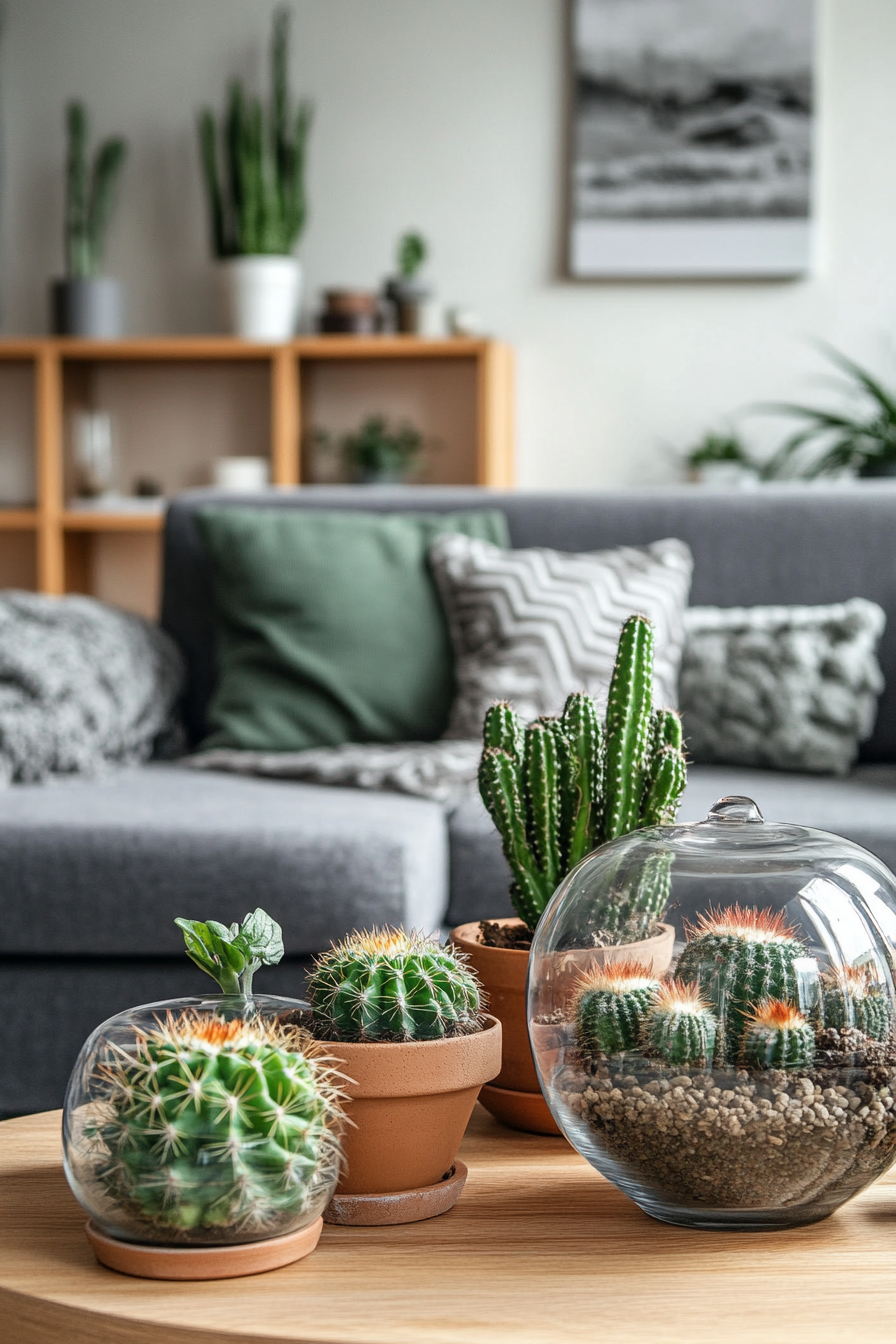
[569,0,816,278]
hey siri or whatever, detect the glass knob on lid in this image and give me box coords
[705,796,764,824]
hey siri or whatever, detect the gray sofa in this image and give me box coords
[4,483,896,1116]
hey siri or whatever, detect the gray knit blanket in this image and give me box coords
[0,592,184,784]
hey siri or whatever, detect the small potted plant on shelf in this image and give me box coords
[51,101,128,338]
[63,909,343,1280]
[385,231,431,334]
[198,8,312,341]
[303,928,501,1225]
[452,614,686,1135]
[339,414,425,484]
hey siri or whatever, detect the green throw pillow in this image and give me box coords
[197,507,510,751]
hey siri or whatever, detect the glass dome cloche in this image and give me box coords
[63,909,342,1258]
[528,798,896,1231]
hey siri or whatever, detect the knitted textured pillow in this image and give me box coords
[429,533,693,739]
[679,599,886,776]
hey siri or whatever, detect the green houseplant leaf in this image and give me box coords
[175,908,284,995]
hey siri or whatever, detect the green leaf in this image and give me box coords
[233,908,285,967]
[174,917,244,994]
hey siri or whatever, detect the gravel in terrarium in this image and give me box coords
[557,1032,896,1209]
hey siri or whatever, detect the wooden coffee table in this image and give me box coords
[2,1104,896,1343]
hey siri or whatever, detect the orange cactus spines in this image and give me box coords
[686,904,798,945]
[742,998,815,1070]
[677,906,807,1062]
[575,959,659,998]
[745,998,807,1032]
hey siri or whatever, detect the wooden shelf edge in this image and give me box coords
[0,335,500,361]
[0,509,39,530]
[62,510,164,532]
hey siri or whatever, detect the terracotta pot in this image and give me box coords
[325,1016,501,1223]
[451,918,675,1136]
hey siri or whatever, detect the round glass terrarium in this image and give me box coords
[528,798,896,1231]
[63,993,340,1247]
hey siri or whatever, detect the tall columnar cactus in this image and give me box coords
[575,961,661,1055]
[741,1000,816,1070]
[307,929,482,1043]
[822,964,892,1041]
[94,1012,339,1235]
[478,615,687,932]
[64,101,128,278]
[675,906,806,1063]
[199,8,313,257]
[641,981,717,1067]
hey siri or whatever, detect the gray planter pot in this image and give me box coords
[51,277,123,338]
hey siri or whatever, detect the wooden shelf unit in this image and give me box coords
[0,336,514,616]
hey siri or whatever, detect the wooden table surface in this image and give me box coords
[2,1105,896,1344]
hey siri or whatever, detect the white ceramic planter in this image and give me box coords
[220,255,302,342]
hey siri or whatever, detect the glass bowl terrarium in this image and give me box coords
[528,798,896,1230]
[63,911,342,1271]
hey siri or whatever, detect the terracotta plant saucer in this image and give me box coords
[478,1083,560,1136]
[85,1216,323,1281]
[324,1161,468,1226]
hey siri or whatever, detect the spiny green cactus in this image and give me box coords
[199,8,313,257]
[822,964,892,1041]
[307,928,482,1043]
[64,101,128,278]
[642,981,717,1067]
[93,1012,338,1235]
[478,614,687,932]
[676,906,806,1062]
[575,962,661,1055]
[741,999,815,1070]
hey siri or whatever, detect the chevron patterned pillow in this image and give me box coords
[429,533,693,739]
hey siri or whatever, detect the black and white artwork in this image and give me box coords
[569,0,815,278]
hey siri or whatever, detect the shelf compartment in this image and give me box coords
[61,359,272,501]
[300,356,479,486]
[62,511,164,532]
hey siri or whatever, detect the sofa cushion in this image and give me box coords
[196,506,509,752]
[0,765,447,955]
[429,532,692,737]
[446,764,896,927]
[163,484,896,757]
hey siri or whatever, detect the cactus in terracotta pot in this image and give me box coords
[478,614,687,933]
[307,928,482,1042]
[575,961,661,1055]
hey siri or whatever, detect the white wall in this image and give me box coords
[1,0,895,488]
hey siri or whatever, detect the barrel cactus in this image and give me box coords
[79,907,342,1241]
[675,906,806,1062]
[575,961,661,1055]
[641,981,717,1067]
[307,928,482,1042]
[478,614,687,932]
[822,964,892,1041]
[741,999,816,1070]
[93,1011,340,1236]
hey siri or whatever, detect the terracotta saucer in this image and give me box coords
[479,1082,563,1137]
[85,1216,323,1281]
[323,1160,468,1226]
